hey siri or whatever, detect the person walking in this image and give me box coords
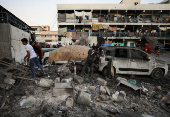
[21,38,45,78]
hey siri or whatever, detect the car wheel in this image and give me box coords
[150,68,164,79]
[102,67,108,77]
[43,57,49,65]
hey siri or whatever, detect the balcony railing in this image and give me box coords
[90,32,170,38]
[58,18,170,23]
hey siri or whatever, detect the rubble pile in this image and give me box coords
[0,58,170,117]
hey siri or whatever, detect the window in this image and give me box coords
[130,49,148,60]
[46,35,52,37]
[115,49,127,58]
[35,34,39,37]
[45,40,52,42]
[41,35,44,38]
[55,35,58,37]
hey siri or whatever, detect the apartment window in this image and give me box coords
[46,35,52,37]
[35,34,39,37]
[55,35,58,37]
[45,40,52,42]
[41,35,44,38]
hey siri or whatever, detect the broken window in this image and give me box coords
[130,49,148,60]
[115,49,127,58]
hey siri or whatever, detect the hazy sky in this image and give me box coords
[1,0,164,31]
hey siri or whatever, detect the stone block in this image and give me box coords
[55,77,60,83]
[36,78,53,88]
[61,78,73,83]
[55,83,72,88]
[77,91,91,106]
[66,97,73,107]
[99,95,110,101]
[100,86,106,94]
[96,78,107,86]
[95,109,107,117]
[53,88,73,97]
[89,86,96,93]
[74,75,84,84]
[4,78,15,85]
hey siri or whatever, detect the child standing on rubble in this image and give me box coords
[21,38,45,78]
[156,49,160,57]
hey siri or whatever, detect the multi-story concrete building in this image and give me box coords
[57,0,170,48]
[31,26,58,43]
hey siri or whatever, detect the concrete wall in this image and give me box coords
[0,24,12,58]
[0,24,30,63]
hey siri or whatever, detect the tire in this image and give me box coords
[150,68,164,79]
[43,57,49,65]
[102,67,108,77]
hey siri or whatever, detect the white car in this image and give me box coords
[42,48,56,65]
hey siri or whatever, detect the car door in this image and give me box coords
[112,48,130,74]
[129,49,150,75]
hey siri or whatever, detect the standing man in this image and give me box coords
[81,47,96,77]
[21,38,45,78]
[144,42,152,54]
[30,41,44,67]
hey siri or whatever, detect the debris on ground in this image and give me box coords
[0,57,170,117]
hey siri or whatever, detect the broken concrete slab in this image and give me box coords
[52,88,73,97]
[35,78,53,88]
[94,109,107,117]
[61,78,73,83]
[116,77,142,91]
[55,83,72,88]
[89,86,96,93]
[99,95,110,101]
[100,86,106,94]
[96,78,107,86]
[74,75,84,84]
[77,91,91,106]
[66,97,73,107]
[104,86,110,96]
[54,77,60,83]
[4,78,15,85]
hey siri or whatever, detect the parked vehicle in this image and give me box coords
[42,48,56,65]
[98,46,168,79]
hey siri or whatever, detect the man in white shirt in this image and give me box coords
[21,38,45,78]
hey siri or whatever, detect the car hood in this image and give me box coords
[155,59,166,64]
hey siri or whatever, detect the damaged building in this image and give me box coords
[57,0,170,48]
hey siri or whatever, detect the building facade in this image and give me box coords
[57,1,170,47]
[31,26,58,43]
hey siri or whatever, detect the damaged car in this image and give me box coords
[99,46,168,79]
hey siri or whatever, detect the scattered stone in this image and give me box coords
[96,78,107,86]
[0,83,7,89]
[94,109,107,117]
[74,75,84,84]
[100,86,106,94]
[116,95,125,103]
[55,77,60,83]
[89,86,96,93]
[105,105,120,114]
[35,78,53,88]
[15,96,21,101]
[55,83,72,88]
[119,91,126,99]
[77,91,91,106]
[53,88,73,97]
[104,86,110,96]
[61,78,73,83]
[66,97,73,107]
[99,95,110,101]
[4,78,15,85]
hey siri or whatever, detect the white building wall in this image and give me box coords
[127,41,136,47]
[10,25,31,63]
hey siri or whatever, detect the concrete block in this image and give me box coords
[77,91,91,106]
[66,97,73,107]
[61,78,73,83]
[55,77,60,83]
[96,78,107,86]
[99,95,110,101]
[74,75,84,84]
[95,109,107,117]
[104,86,111,96]
[4,78,15,85]
[52,88,73,97]
[55,83,72,88]
[100,86,106,94]
[36,78,53,88]
[89,86,96,93]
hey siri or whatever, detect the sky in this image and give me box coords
[1,0,164,31]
